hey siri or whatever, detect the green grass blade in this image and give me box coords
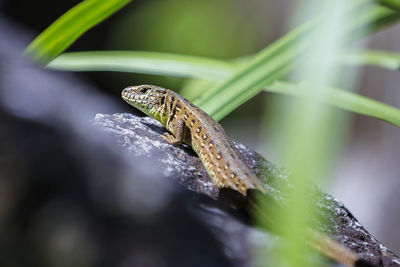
[25,0,132,64]
[193,21,313,116]
[342,50,400,70]
[48,51,237,81]
[194,3,400,121]
[350,1,400,37]
[379,0,400,12]
[47,49,400,127]
[265,81,400,127]
[48,49,400,76]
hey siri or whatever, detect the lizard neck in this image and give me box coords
[146,93,170,128]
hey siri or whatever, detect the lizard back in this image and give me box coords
[122,85,265,196]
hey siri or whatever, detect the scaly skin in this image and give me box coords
[121,84,265,196]
[121,85,374,267]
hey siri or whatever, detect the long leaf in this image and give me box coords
[379,0,400,11]
[48,51,237,81]
[265,81,400,127]
[47,50,400,127]
[49,49,400,75]
[341,50,400,70]
[195,3,400,121]
[25,0,132,64]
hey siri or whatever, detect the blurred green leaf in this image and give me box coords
[48,49,400,127]
[48,51,237,81]
[379,0,400,12]
[265,81,400,127]
[25,0,132,64]
[341,50,400,70]
[195,2,400,121]
[49,48,400,75]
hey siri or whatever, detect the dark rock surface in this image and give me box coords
[93,113,400,267]
[0,17,230,267]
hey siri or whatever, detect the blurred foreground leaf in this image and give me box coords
[195,3,400,121]
[379,0,400,11]
[49,49,400,74]
[265,81,400,127]
[25,0,132,64]
[48,50,400,127]
[48,51,236,81]
[342,50,400,70]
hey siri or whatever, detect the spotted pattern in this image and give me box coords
[121,85,265,196]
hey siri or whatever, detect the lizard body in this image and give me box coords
[122,85,374,267]
[122,84,265,196]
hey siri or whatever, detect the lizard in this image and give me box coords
[122,84,265,196]
[121,84,375,267]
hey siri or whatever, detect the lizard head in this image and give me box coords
[122,84,168,119]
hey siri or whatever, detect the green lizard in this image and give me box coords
[122,84,265,196]
[121,84,375,267]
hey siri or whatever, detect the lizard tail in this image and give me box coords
[247,195,377,267]
[307,230,377,267]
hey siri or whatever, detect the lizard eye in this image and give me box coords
[140,88,148,93]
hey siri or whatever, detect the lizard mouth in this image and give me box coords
[121,88,132,99]
[121,88,148,107]
[121,88,138,103]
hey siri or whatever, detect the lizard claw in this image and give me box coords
[161,132,182,145]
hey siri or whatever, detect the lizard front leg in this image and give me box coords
[162,118,186,146]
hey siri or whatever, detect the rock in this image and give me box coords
[0,17,231,267]
[93,112,400,267]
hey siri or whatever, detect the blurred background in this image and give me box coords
[1,0,399,258]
